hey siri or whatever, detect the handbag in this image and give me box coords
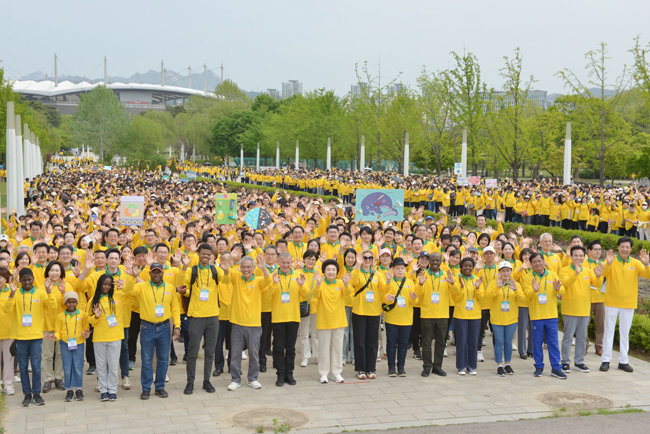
[300,275,317,317]
[382,277,406,312]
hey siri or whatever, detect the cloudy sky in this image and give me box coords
[2,0,649,95]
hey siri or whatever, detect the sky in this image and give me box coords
[2,0,650,96]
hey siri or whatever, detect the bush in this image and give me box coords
[197,179,340,202]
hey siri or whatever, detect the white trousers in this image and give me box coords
[601,306,634,364]
[298,313,318,360]
[317,328,344,377]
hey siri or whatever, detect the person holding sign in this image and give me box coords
[2,268,57,407]
[122,263,181,399]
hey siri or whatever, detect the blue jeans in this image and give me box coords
[454,318,480,371]
[16,339,42,396]
[140,320,171,392]
[120,328,129,379]
[59,341,84,389]
[385,323,411,370]
[493,323,518,364]
[531,318,561,371]
[342,306,354,362]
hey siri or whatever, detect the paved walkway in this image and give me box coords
[3,332,650,433]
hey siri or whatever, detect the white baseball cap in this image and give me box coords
[498,261,513,270]
[483,246,496,255]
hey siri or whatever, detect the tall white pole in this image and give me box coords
[5,102,16,216]
[36,137,42,175]
[275,141,280,169]
[180,144,185,162]
[326,137,331,171]
[563,122,572,185]
[403,132,410,177]
[360,135,365,171]
[168,146,172,159]
[23,124,32,180]
[240,145,244,171]
[461,128,468,178]
[32,133,38,177]
[15,116,25,216]
[295,140,299,170]
[256,143,260,171]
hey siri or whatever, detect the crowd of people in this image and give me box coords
[0,161,648,410]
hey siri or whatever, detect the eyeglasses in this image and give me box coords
[363,256,373,260]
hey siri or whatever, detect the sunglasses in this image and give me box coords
[363,256,373,260]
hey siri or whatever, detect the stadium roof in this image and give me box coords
[11,80,217,98]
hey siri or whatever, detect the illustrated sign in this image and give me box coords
[485,178,497,188]
[454,163,462,175]
[355,189,404,222]
[457,177,469,186]
[215,193,238,224]
[469,176,481,186]
[245,207,274,230]
[187,170,197,180]
[119,196,145,226]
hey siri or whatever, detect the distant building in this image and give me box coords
[264,88,280,100]
[282,80,303,99]
[350,82,368,96]
[387,83,404,94]
[491,89,548,109]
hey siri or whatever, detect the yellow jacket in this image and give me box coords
[54,309,90,344]
[559,265,598,316]
[383,277,418,326]
[416,270,453,319]
[314,278,353,330]
[176,265,228,318]
[485,280,526,325]
[122,280,181,327]
[350,268,385,316]
[1,288,57,340]
[603,255,650,309]
[450,274,486,320]
[522,269,564,320]
[268,270,309,323]
[87,292,130,342]
[228,268,272,327]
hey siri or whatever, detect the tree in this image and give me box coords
[125,115,165,162]
[210,110,257,158]
[556,42,631,185]
[215,79,250,103]
[72,86,129,159]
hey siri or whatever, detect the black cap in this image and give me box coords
[150,263,164,271]
[391,257,407,267]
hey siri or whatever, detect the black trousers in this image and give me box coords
[421,318,448,370]
[351,313,380,373]
[259,312,272,367]
[128,311,141,362]
[86,327,95,367]
[215,319,232,371]
[478,309,491,349]
[409,307,422,352]
[505,207,514,222]
[272,322,299,377]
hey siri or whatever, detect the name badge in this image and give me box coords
[501,301,510,312]
[431,293,440,304]
[365,291,374,303]
[538,293,547,305]
[465,300,474,311]
[67,338,78,350]
[397,296,406,308]
[106,314,118,328]
[281,292,290,303]
[155,304,165,317]
[199,289,209,301]
[22,314,32,327]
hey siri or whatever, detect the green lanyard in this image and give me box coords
[65,312,78,340]
[150,282,166,305]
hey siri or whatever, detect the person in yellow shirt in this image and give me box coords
[584,240,605,356]
[3,268,58,407]
[50,291,90,402]
[269,253,308,386]
[559,246,604,374]
[297,250,320,367]
[313,259,352,384]
[485,261,526,376]
[600,237,650,373]
[416,253,455,377]
[41,261,70,393]
[521,252,565,379]
[0,268,15,396]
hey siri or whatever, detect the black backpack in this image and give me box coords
[183,265,219,312]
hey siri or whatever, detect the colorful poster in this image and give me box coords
[245,207,274,230]
[119,196,145,226]
[355,189,404,221]
[454,163,462,175]
[469,176,481,186]
[215,193,238,224]
[187,170,197,180]
[485,178,497,188]
[457,177,469,186]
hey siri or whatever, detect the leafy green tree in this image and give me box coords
[211,110,257,157]
[125,115,165,162]
[215,79,250,103]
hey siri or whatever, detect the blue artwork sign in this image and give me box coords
[355,189,404,221]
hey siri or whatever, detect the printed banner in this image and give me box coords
[485,178,497,188]
[245,207,274,230]
[187,170,197,180]
[215,193,238,224]
[469,176,481,186]
[457,177,469,186]
[119,196,145,226]
[355,189,404,222]
[454,163,462,175]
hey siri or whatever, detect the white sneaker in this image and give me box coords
[477,351,485,362]
[165,375,170,383]
[334,374,344,383]
[14,375,20,383]
[320,375,328,384]
[443,348,448,357]
[227,382,241,391]
[300,358,308,367]
[242,351,248,360]
[248,380,262,389]
[341,360,346,366]
[482,339,486,346]
[512,343,518,352]
[5,385,15,395]
[122,377,131,390]
[572,338,575,346]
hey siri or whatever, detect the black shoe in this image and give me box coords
[550,369,567,379]
[561,363,571,373]
[397,368,407,377]
[600,362,610,372]
[574,363,590,373]
[526,352,533,358]
[64,390,74,402]
[183,382,194,395]
[421,368,430,377]
[519,353,528,360]
[388,369,397,377]
[21,394,32,407]
[155,389,168,398]
[42,380,52,393]
[182,355,187,362]
[54,379,65,390]
[504,365,515,375]
[497,366,505,377]
[202,381,215,393]
[275,377,285,387]
[178,335,184,343]
[285,374,296,385]
[432,368,447,377]
[101,392,109,402]
[86,366,96,375]
[75,390,85,401]
[140,390,150,400]
[169,356,177,366]
[413,350,422,360]
[33,393,45,406]
[213,368,223,377]
[618,363,633,373]
[260,364,267,373]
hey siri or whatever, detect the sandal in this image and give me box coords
[356,372,367,380]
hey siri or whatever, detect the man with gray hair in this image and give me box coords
[538,233,562,275]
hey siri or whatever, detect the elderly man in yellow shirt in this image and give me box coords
[599,237,650,373]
